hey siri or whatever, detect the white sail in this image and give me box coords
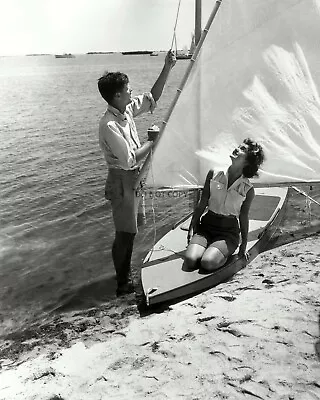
[145,0,320,188]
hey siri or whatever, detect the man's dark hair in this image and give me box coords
[242,137,265,178]
[98,71,129,103]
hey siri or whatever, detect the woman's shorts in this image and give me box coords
[105,168,145,234]
[190,211,240,258]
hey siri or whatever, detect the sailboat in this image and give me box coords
[54,53,75,58]
[176,33,196,60]
[138,0,320,305]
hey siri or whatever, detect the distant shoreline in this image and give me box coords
[26,54,51,56]
[87,51,115,55]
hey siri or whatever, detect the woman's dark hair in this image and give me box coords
[97,71,129,103]
[242,138,265,178]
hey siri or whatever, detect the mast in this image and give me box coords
[195,0,202,182]
[195,0,202,47]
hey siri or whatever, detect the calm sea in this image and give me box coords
[0,53,190,334]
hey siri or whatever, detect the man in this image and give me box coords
[98,50,176,296]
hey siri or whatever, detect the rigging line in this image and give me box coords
[291,185,320,208]
[170,0,182,50]
[144,147,157,263]
[306,188,312,225]
[173,32,178,54]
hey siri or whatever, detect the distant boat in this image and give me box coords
[176,33,196,60]
[122,51,153,55]
[55,53,75,59]
[150,52,159,56]
[176,53,192,60]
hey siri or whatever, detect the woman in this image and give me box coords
[184,138,265,272]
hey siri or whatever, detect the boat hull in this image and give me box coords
[55,54,75,58]
[176,54,192,60]
[122,51,153,55]
[141,187,288,306]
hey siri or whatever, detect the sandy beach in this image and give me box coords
[0,233,319,400]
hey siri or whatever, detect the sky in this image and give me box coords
[0,0,215,56]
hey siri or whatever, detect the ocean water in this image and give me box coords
[0,53,190,334]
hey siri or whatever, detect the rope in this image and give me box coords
[170,0,182,52]
[291,185,320,226]
[306,186,312,225]
[144,146,157,263]
[291,185,320,207]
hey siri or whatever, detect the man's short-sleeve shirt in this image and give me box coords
[99,92,156,170]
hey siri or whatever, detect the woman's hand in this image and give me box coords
[238,244,249,261]
[187,225,194,244]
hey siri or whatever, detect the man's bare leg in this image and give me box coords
[112,231,136,295]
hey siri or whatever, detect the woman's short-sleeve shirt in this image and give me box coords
[208,171,252,217]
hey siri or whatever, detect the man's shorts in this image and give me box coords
[105,168,145,234]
